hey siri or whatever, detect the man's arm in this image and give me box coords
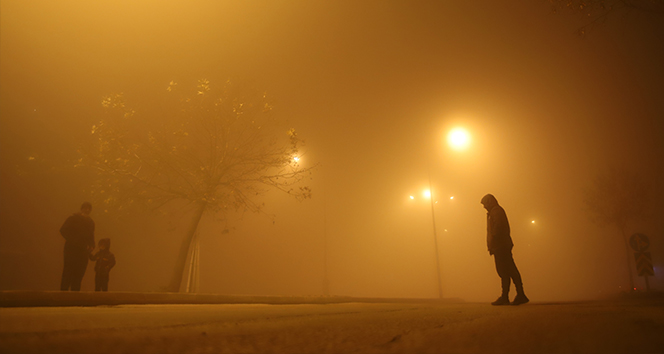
[59,216,73,241]
[492,208,509,239]
[489,207,511,251]
[487,213,494,255]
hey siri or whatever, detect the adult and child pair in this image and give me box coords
[59,202,115,292]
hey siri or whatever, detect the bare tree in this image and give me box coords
[78,79,314,292]
[549,0,664,34]
[583,167,654,290]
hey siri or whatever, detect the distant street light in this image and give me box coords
[409,183,444,299]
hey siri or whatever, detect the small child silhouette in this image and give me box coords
[89,238,115,291]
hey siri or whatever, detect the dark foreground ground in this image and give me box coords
[1,293,663,354]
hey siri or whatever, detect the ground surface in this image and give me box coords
[1,299,663,354]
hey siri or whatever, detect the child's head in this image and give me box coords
[98,238,111,250]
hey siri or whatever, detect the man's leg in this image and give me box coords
[70,268,83,291]
[60,263,72,291]
[70,254,88,291]
[61,249,74,291]
[101,275,109,292]
[506,253,529,305]
[504,254,524,294]
[492,252,511,305]
[494,252,511,295]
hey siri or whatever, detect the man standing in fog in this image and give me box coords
[481,194,529,305]
[59,202,95,291]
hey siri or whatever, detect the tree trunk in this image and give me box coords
[620,227,635,291]
[167,201,207,292]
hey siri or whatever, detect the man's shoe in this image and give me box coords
[511,294,529,305]
[491,296,510,306]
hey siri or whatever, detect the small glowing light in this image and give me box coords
[444,229,448,232]
[531,220,535,224]
[450,196,454,200]
[423,190,431,199]
[410,196,414,200]
[447,127,471,150]
[293,156,300,162]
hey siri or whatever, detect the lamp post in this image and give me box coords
[322,177,329,296]
[427,175,444,299]
[312,157,330,296]
[414,126,471,299]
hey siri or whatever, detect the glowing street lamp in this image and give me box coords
[447,127,471,151]
[408,185,443,299]
[409,126,472,299]
[423,189,431,199]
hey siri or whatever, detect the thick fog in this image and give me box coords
[1,0,663,302]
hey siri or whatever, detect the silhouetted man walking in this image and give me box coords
[60,202,95,291]
[481,194,529,305]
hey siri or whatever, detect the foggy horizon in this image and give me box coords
[1,0,663,302]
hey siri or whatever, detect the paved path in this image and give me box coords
[1,300,663,353]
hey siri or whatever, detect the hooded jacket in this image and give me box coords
[90,238,115,275]
[481,194,513,255]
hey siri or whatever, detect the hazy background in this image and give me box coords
[1,0,663,302]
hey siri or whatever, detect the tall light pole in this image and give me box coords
[322,172,330,296]
[294,154,330,296]
[427,174,444,299]
[425,126,471,299]
[316,158,330,296]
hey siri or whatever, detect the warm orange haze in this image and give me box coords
[1,0,663,303]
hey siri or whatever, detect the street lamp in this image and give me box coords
[424,180,444,299]
[447,127,471,151]
[317,158,330,296]
[294,155,330,296]
[413,126,471,299]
